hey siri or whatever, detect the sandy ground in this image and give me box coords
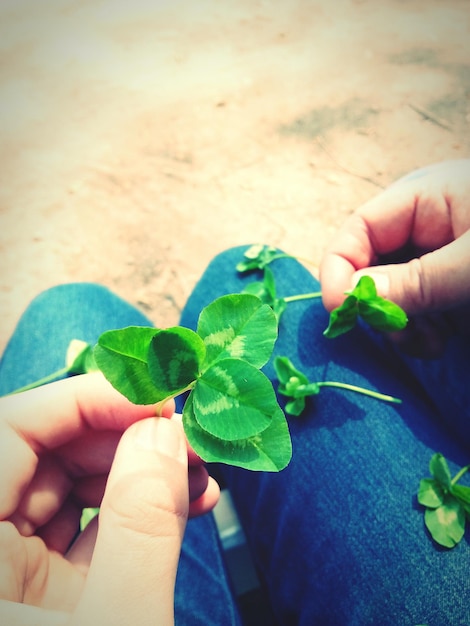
[1,0,469,356]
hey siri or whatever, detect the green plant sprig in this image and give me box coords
[274,356,402,416]
[6,340,98,395]
[418,453,470,548]
[236,246,408,337]
[94,293,292,472]
[323,275,408,338]
[236,244,315,273]
[241,266,322,322]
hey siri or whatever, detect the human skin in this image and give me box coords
[0,372,219,625]
[320,159,470,357]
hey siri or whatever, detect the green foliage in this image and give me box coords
[80,506,99,531]
[418,453,470,548]
[236,250,407,338]
[95,294,291,472]
[236,244,290,272]
[274,355,401,416]
[196,293,277,368]
[6,338,99,395]
[274,356,319,416]
[242,266,288,321]
[323,275,408,338]
[66,339,99,374]
[94,327,167,404]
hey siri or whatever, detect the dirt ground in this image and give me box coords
[1,0,469,355]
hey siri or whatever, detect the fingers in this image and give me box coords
[1,372,173,452]
[0,601,69,626]
[351,230,470,315]
[319,180,450,311]
[0,373,173,520]
[70,417,189,625]
[320,160,470,313]
[188,476,220,517]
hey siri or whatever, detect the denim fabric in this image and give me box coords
[0,283,241,626]
[179,246,470,626]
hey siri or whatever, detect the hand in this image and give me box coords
[0,373,220,625]
[320,159,470,357]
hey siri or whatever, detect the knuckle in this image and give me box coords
[102,470,187,537]
[403,257,436,313]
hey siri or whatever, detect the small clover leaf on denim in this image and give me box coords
[274,356,401,417]
[236,244,286,272]
[274,356,318,416]
[418,453,470,548]
[242,267,288,321]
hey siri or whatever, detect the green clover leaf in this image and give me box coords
[236,244,286,272]
[94,326,164,404]
[324,275,408,338]
[424,497,466,549]
[274,355,400,416]
[92,294,292,472]
[418,453,470,548]
[197,293,278,369]
[192,358,277,441]
[417,478,445,509]
[183,392,292,471]
[147,327,206,398]
[242,267,287,321]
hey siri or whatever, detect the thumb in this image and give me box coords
[72,417,189,626]
[352,231,470,316]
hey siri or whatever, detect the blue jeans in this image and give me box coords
[2,248,469,625]
[0,283,241,626]
[179,247,470,626]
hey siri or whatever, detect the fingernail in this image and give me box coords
[134,417,185,460]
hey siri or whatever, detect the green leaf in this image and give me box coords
[243,267,287,321]
[323,295,358,338]
[350,274,377,300]
[147,327,205,398]
[285,397,306,417]
[236,244,281,272]
[183,393,292,471]
[352,276,407,332]
[274,356,309,387]
[66,339,98,374]
[94,326,163,404]
[429,453,452,489]
[451,484,470,515]
[192,358,277,440]
[424,496,466,548]
[418,478,445,508]
[323,276,408,338]
[451,483,470,504]
[358,298,408,332]
[274,357,319,416]
[197,293,278,369]
[80,507,99,531]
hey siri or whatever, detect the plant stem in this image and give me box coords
[269,253,316,267]
[317,381,402,404]
[451,464,470,485]
[6,366,71,395]
[284,292,322,303]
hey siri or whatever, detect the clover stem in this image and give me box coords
[451,464,470,485]
[6,366,71,396]
[317,381,402,404]
[268,253,316,267]
[284,292,322,303]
